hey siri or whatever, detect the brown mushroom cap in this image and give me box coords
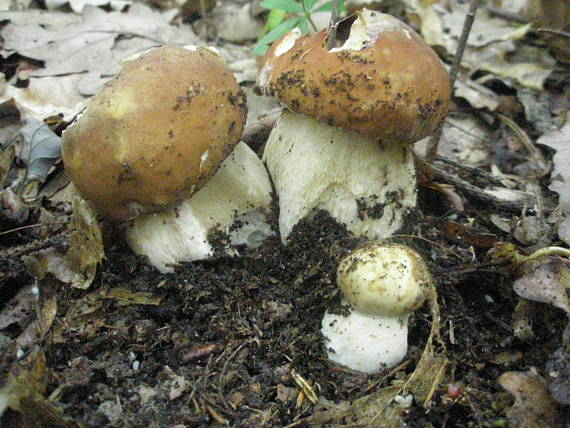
[256,10,450,144]
[62,45,247,221]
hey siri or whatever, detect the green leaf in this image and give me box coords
[260,0,303,13]
[297,17,309,34]
[263,9,286,35]
[314,0,346,13]
[253,17,301,56]
[303,0,320,11]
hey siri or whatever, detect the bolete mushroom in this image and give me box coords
[321,242,430,373]
[256,10,450,242]
[62,45,273,272]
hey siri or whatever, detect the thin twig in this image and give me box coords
[425,0,482,162]
[537,28,570,38]
[0,221,69,236]
[326,0,340,50]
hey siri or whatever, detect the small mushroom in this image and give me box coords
[62,45,273,272]
[321,242,430,373]
[256,10,450,242]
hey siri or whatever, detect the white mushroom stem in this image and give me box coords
[263,112,416,243]
[321,243,429,373]
[126,142,274,273]
[321,302,409,374]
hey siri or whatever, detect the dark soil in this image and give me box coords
[2,192,568,427]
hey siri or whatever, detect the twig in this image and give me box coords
[0,221,69,236]
[425,0,482,162]
[536,28,570,38]
[327,0,340,50]
[428,163,538,212]
[0,232,68,259]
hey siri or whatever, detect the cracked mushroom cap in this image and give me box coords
[256,9,450,144]
[62,44,247,221]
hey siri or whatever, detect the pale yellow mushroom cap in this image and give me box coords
[336,242,429,316]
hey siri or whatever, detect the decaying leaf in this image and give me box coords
[211,3,263,42]
[525,0,570,64]
[538,125,570,246]
[45,0,131,13]
[51,287,108,343]
[0,144,15,188]
[0,283,39,334]
[24,197,103,289]
[0,2,200,121]
[103,288,163,306]
[62,197,104,288]
[441,220,500,248]
[16,295,57,350]
[18,118,61,183]
[3,347,49,413]
[513,258,570,314]
[499,369,560,428]
[1,74,87,121]
[546,338,570,406]
[403,0,555,89]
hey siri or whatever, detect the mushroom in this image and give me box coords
[321,242,429,373]
[256,10,450,242]
[62,45,273,272]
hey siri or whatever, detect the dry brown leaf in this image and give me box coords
[0,3,200,121]
[63,198,104,289]
[403,0,555,89]
[499,370,560,428]
[103,288,163,306]
[513,258,570,313]
[24,197,103,289]
[16,295,57,350]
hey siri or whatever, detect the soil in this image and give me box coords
[1,190,568,427]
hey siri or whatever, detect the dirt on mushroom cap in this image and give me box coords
[62,44,247,221]
[256,10,450,144]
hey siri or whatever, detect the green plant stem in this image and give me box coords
[301,1,318,32]
[307,15,318,31]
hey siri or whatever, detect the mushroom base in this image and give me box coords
[263,112,416,243]
[321,304,409,374]
[126,142,274,273]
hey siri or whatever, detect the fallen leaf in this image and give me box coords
[103,288,163,306]
[442,220,500,247]
[546,343,570,406]
[18,118,61,183]
[404,0,555,89]
[45,0,132,13]
[499,369,560,428]
[1,3,200,106]
[537,125,570,246]
[0,144,15,187]
[16,295,57,350]
[24,197,103,289]
[513,258,570,313]
[1,74,87,121]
